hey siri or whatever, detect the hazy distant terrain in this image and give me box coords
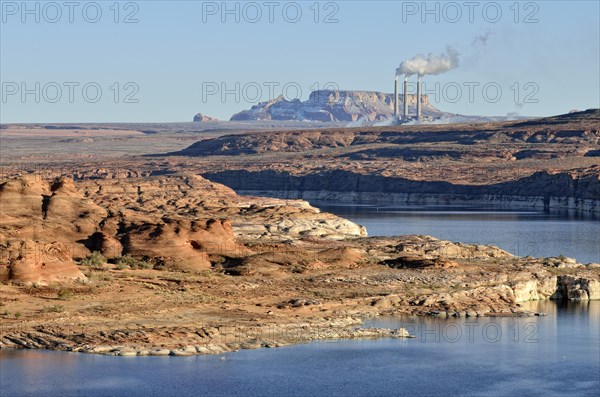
[0,120,346,161]
[2,110,598,212]
[172,109,600,212]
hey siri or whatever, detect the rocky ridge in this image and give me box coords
[203,167,600,212]
[178,109,600,156]
[168,109,600,212]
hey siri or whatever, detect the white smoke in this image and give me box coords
[345,116,369,127]
[506,103,524,120]
[471,30,494,46]
[373,118,397,127]
[396,46,460,78]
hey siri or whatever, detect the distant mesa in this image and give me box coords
[193,113,220,122]
[228,90,442,122]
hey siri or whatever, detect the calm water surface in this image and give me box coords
[1,302,598,397]
[312,203,600,264]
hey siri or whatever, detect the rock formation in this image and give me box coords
[178,109,600,156]
[230,90,440,122]
[201,168,600,207]
[0,173,366,283]
[169,109,600,212]
[0,239,86,284]
[0,175,106,284]
[193,113,219,122]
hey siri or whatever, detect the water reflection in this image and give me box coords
[312,203,600,264]
[1,302,598,397]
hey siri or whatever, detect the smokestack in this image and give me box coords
[416,77,422,120]
[403,78,409,120]
[396,46,461,121]
[394,77,399,118]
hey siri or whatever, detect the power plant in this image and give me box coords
[403,78,409,120]
[416,76,422,119]
[394,77,399,117]
[393,75,423,122]
[395,46,460,123]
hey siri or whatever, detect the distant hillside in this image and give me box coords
[171,109,600,156]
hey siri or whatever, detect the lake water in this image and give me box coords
[312,203,600,264]
[1,301,598,397]
[1,206,599,396]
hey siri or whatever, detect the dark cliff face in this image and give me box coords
[202,169,600,200]
[176,109,599,204]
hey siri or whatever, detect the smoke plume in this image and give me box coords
[396,46,460,77]
[472,30,494,46]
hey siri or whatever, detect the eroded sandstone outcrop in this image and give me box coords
[0,239,86,284]
[0,173,366,282]
[118,217,240,270]
[78,174,367,242]
[0,175,105,284]
[555,275,600,300]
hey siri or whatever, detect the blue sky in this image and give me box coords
[1,0,599,122]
